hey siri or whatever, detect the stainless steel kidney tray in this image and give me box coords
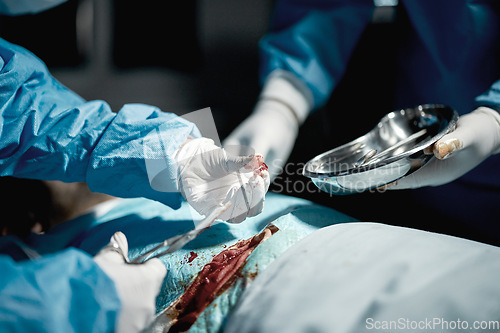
[303,104,459,195]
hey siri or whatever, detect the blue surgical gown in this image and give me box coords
[259,0,500,227]
[0,36,200,332]
[0,243,120,332]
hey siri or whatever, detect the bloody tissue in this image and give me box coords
[167,224,279,332]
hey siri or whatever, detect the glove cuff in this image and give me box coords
[474,107,500,155]
[258,70,313,125]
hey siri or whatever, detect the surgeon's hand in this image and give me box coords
[388,107,500,189]
[175,137,270,223]
[94,232,166,333]
[224,70,312,181]
[223,99,298,180]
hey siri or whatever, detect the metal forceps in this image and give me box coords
[128,202,231,264]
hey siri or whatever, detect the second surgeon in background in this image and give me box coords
[224,0,500,236]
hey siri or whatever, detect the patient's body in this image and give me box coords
[3,178,499,333]
[0,178,113,237]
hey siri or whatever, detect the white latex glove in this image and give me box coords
[223,100,298,181]
[223,70,313,180]
[94,232,167,333]
[175,137,270,223]
[389,107,500,189]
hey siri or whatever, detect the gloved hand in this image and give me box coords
[388,107,500,189]
[175,137,270,223]
[223,70,313,180]
[94,232,167,333]
[223,99,299,180]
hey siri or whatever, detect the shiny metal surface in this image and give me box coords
[129,203,230,264]
[303,104,459,195]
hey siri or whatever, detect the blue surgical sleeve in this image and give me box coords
[0,38,199,209]
[0,248,120,332]
[259,0,374,109]
[476,80,500,110]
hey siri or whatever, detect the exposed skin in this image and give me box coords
[42,181,115,228]
[1,152,267,236]
[0,179,114,237]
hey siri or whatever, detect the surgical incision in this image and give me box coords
[165,224,279,332]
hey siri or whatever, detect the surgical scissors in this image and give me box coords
[128,202,231,264]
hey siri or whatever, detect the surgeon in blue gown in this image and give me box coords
[224,0,500,240]
[0,1,270,332]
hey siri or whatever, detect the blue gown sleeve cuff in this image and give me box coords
[86,104,200,209]
[258,1,374,109]
[0,37,201,209]
[475,79,500,113]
